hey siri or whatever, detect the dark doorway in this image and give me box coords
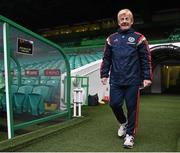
[150,44,180,94]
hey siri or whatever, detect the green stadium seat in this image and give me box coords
[1,84,18,112]
[27,85,50,116]
[14,85,33,113]
[28,93,43,116]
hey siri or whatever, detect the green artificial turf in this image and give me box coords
[0,117,89,151]
[177,137,180,151]
[5,95,180,151]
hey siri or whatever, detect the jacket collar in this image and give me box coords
[117,27,135,34]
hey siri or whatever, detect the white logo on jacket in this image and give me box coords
[127,37,136,45]
[128,37,135,42]
[114,38,118,42]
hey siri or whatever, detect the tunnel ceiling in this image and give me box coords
[150,45,180,68]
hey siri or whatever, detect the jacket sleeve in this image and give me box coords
[137,35,152,81]
[100,40,112,78]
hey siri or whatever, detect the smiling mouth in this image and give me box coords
[121,23,128,26]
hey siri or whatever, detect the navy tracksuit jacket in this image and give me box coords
[100,28,152,135]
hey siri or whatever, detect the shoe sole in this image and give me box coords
[123,144,133,149]
[118,134,126,138]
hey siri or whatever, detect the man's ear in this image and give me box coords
[131,18,134,25]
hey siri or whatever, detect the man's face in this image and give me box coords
[118,14,133,30]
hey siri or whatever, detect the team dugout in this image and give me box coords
[0,15,71,139]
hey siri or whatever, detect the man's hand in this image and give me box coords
[101,77,108,85]
[143,80,152,88]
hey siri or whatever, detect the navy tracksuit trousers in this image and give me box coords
[109,84,140,136]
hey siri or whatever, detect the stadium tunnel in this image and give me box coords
[150,44,180,94]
